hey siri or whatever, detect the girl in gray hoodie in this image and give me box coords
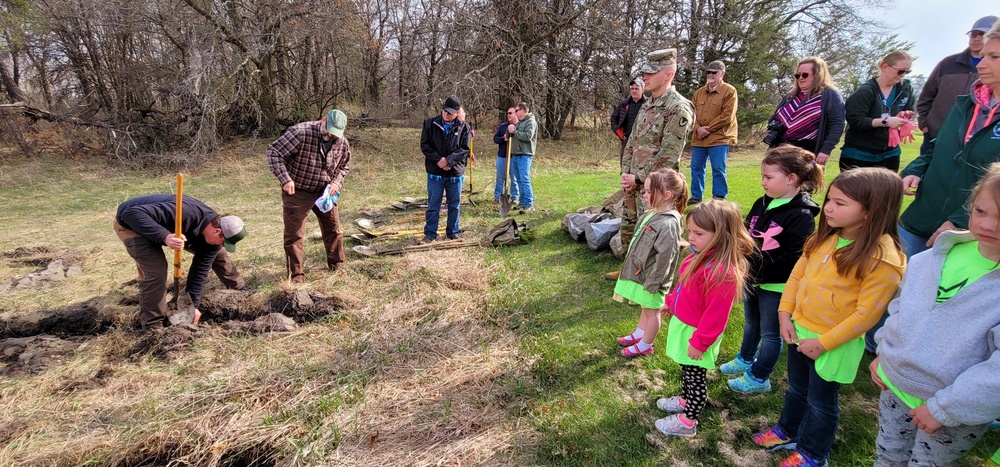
[871,162,1000,466]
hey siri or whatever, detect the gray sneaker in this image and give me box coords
[655,414,697,437]
[656,396,685,414]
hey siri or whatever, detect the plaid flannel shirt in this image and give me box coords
[267,120,351,192]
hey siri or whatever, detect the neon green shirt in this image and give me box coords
[937,241,999,303]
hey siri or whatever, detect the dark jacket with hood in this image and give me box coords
[115,194,221,308]
[917,48,981,138]
[774,88,846,156]
[901,81,1000,238]
[843,77,916,154]
[421,115,471,176]
[611,95,646,141]
[745,191,821,285]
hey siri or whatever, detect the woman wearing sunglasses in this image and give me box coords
[840,51,916,172]
[766,57,845,165]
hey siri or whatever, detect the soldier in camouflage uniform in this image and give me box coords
[619,48,695,247]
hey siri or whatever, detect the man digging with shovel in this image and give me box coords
[114,194,246,330]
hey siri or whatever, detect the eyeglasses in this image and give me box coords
[887,64,910,76]
[706,70,719,75]
[971,31,986,38]
[793,72,810,79]
[506,111,515,114]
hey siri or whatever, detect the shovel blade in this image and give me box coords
[351,245,378,257]
[168,293,198,325]
[499,194,512,217]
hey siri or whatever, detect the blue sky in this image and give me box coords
[875,2,998,76]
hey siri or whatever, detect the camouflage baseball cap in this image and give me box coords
[706,60,726,72]
[639,48,677,74]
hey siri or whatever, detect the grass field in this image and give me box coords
[0,126,997,466]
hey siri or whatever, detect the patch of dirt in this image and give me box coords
[0,301,115,338]
[0,249,86,293]
[127,323,205,360]
[0,334,87,377]
[198,288,347,324]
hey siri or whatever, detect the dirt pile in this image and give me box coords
[0,248,87,293]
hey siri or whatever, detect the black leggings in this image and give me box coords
[681,364,708,420]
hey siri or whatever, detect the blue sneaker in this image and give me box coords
[719,355,753,375]
[728,370,772,394]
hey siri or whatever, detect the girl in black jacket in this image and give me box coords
[720,146,823,393]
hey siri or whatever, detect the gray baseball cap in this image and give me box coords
[325,109,347,139]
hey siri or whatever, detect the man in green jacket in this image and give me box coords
[507,102,538,210]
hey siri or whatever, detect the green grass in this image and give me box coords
[0,128,997,465]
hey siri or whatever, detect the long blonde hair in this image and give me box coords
[681,200,755,301]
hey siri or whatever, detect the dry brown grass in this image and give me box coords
[0,128,538,465]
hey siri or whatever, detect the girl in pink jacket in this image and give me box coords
[654,200,754,438]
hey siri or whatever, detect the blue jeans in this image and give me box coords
[778,345,841,464]
[690,145,729,200]
[510,155,533,207]
[493,156,519,201]
[865,225,930,351]
[425,174,463,239]
[738,287,784,380]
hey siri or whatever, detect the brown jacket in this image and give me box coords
[690,81,738,147]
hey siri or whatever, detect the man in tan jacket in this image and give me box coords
[689,60,738,204]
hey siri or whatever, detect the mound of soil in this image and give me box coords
[0,249,86,293]
[0,335,86,377]
[0,302,115,339]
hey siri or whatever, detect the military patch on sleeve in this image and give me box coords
[679,117,689,127]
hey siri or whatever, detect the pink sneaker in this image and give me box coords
[621,344,654,357]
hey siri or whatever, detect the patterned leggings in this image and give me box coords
[681,364,708,421]
[874,390,989,466]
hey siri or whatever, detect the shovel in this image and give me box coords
[354,215,423,230]
[499,135,513,217]
[170,173,200,325]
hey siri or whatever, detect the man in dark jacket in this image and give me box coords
[916,15,997,154]
[493,106,520,203]
[421,95,471,241]
[114,194,246,330]
[610,78,646,166]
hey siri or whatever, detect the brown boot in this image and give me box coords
[604,270,620,281]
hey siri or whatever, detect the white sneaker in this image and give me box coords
[655,414,697,437]
[656,396,684,414]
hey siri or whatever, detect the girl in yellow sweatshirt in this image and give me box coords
[753,167,906,467]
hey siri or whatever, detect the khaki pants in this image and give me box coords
[282,189,344,279]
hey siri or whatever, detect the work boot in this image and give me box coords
[604,270,620,281]
[291,274,305,284]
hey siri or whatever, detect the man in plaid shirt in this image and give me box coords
[267,109,351,284]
